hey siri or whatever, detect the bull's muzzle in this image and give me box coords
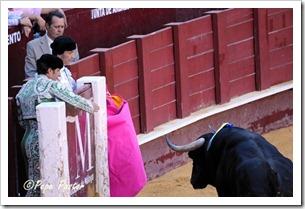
[166,136,205,152]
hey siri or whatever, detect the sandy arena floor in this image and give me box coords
[137,126,293,197]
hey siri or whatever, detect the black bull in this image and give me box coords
[166,126,293,196]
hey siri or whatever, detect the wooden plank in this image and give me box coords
[166,22,191,118]
[151,64,175,90]
[269,63,293,86]
[129,35,153,132]
[114,78,139,100]
[186,32,214,57]
[226,19,254,45]
[142,27,173,52]
[253,8,271,90]
[111,40,137,64]
[188,69,215,94]
[152,83,176,109]
[269,45,293,68]
[148,45,174,71]
[207,10,230,104]
[189,88,216,112]
[68,53,100,79]
[92,44,141,134]
[183,15,213,39]
[226,38,254,63]
[229,74,256,98]
[268,27,293,50]
[267,9,293,33]
[188,51,214,76]
[127,96,140,118]
[112,59,139,86]
[225,8,253,26]
[130,28,177,132]
[228,56,255,81]
[267,8,291,15]
[151,102,177,128]
[91,48,115,93]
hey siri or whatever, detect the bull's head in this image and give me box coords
[166,133,214,189]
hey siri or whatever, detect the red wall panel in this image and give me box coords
[227,38,255,63]
[68,53,100,79]
[130,27,177,132]
[151,64,175,90]
[223,9,256,98]
[268,27,292,50]
[228,56,255,80]
[170,15,216,117]
[226,20,254,44]
[225,8,253,26]
[267,9,293,33]
[267,9,293,86]
[188,51,214,76]
[94,41,141,133]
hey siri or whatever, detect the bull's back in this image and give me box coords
[220,127,293,196]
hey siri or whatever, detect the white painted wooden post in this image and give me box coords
[36,102,70,197]
[77,76,109,197]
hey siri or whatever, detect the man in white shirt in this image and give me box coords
[24,10,79,78]
[51,35,78,91]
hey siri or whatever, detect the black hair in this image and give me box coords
[51,36,76,56]
[45,10,65,26]
[36,54,63,75]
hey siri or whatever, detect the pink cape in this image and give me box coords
[107,99,147,196]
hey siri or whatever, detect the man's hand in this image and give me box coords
[19,17,32,37]
[92,102,100,112]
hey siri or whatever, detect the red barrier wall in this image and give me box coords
[224,9,256,98]
[91,41,141,133]
[254,8,293,90]
[64,8,293,134]
[68,53,101,79]
[130,27,177,133]
[267,8,293,86]
[168,15,216,117]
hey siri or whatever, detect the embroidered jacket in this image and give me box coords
[60,66,76,92]
[16,74,94,125]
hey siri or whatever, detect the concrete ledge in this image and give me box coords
[137,81,293,145]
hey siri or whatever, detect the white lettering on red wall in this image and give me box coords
[8,31,21,45]
[91,8,129,20]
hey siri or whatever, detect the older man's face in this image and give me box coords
[47,16,65,40]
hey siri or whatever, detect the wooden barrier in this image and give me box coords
[129,27,177,133]
[254,8,293,90]
[68,53,101,79]
[205,9,256,103]
[9,8,217,89]
[37,77,109,197]
[91,40,141,134]
[86,8,293,133]
[167,14,216,117]
[8,8,293,135]
[267,8,293,86]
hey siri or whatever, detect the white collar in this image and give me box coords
[46,33,54,48]
[206,123,233,151]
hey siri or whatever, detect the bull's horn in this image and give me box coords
[166,136,205,152]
